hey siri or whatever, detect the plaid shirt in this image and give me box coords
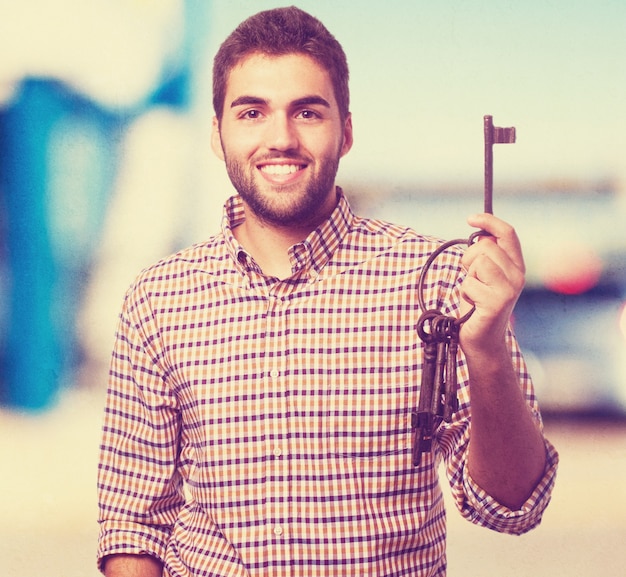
[97,190,558,576]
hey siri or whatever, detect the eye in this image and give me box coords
[297,109,321,120]
[240,109,263,120]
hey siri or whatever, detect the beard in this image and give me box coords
[224,151,341,228]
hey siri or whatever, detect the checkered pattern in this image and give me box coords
[97,190,558,576]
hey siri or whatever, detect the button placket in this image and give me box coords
[264,292,291,553]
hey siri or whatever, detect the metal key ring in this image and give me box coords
[417,230,491,327]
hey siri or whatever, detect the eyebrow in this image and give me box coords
[230,95,267,108]
[230,95,331,109]
[292,96,331,108]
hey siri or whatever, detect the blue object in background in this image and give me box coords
[0,8,199,410]
[0,79,122,410]
[0,0,208,410]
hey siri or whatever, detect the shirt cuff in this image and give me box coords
[462,437,559,535]
[97,520,169,573]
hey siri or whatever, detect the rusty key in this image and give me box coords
[413,115,516,466]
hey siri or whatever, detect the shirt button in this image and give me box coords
[273,447,283,457]
[273,525,284,536]
[269,369,280,379]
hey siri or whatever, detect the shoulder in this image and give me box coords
[123,234,237,303]
[347,212,460,259]
[328,213,467,297]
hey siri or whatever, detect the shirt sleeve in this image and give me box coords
[459,435,559,534]
[429,251,559,535]
[436,326,559,535]
[97,280,184,569]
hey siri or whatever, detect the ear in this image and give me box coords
[340,113,354,158]
[211,116,225,161]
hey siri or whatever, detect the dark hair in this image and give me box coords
[213,6,350,120]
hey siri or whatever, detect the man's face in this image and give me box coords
[212,52,353,229]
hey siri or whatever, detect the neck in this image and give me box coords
[235,223,292,279]
[232,210,314,280]
[233,191,339,279]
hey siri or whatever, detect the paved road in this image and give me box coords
[1,389,625,576]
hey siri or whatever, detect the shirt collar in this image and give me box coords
[222,187,354,279]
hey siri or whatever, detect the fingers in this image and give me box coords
[462,258,522,311]
[459,213,526,343]
[463,213,526,276]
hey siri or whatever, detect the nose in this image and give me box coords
[264,113,299,151]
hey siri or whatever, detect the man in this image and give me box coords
[97,7,558,576]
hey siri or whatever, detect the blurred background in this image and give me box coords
[0,0,624,575]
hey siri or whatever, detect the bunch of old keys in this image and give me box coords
[412,115,516,466]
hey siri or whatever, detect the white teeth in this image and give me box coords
[261,164,301,175]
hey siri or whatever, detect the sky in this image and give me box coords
[1,0,624,190]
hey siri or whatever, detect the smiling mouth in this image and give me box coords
[259,163,306,176]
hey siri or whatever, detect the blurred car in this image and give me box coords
[354,184,626,416]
